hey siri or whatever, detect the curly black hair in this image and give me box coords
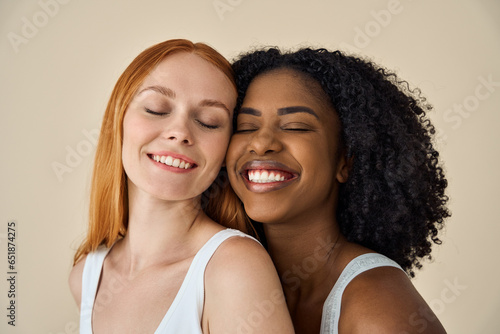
[231,47,450,277]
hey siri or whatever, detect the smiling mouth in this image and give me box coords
[245,169,294,183]
[239,161,298,192]
[148,154,196,169]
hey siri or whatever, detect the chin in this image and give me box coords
[143,186,196,203]
[245,206,285,225]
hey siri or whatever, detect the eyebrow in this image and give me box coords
[239,106,318,119]
[200,99,231,115]
[239,107,261,116]
[138,85,176,98]
[277,106,319,119]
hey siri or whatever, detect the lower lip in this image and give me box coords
[149,156,196,173]
[242,174,297,193]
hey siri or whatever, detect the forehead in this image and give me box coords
[139,52,236,102]
[147,52,211,77]
[243,69,334,115]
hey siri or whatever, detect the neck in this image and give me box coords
[116,182,212,274]
[264,217,345,305]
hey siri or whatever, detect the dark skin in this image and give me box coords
[226,69,447,333]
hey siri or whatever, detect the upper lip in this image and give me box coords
[239,160,299,176]
[148,151,197,166]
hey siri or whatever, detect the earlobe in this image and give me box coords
[336,155,354,183]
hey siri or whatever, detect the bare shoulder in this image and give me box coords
[68,254,87,309]
[208,235,272,270]
[339,265,446,333]
[204,235,294,333]
[205,235,279,294]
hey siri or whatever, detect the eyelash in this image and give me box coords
[235,125,257,133]
[197,120,219,130]
[282,127,311,132]
[145,108,166,116]
[235,129,254,134]
[235,125,312,133]
[146,108,220,130]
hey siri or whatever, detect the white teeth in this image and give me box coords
[152,155,192,169]
[248,170,287,183]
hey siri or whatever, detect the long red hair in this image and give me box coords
[73,39,248,265]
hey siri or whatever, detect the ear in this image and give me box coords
[336,153,354,183]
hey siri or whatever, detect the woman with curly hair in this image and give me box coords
[221,47,450,333]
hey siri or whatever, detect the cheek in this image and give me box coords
[123,113,157,144]
[203,131,231,164]
[304,142,339,190]
[121,117,140,176]
[293,138,332,177]
[121,114,157,167]
[225,137,245,187]
[121,115,136,157]
[226,136,245,164]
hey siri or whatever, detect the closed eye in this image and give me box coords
[235,128,258,134]
[145,108,167,116]
[235,122,259,133]
[196,120,219,130]
[281,123,314,132]
[282,128,311,132]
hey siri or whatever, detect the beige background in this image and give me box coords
[1,0,499,333]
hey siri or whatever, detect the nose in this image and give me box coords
[248,128,283,155]
[163,113,193,145]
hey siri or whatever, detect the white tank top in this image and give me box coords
[320,253,404,334]
[80,229,256,333]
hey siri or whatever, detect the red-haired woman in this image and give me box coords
[69,39,294,334]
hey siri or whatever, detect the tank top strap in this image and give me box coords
[192,228,259,269]
[79,230,258,333]
[154,228,259,333]
[80,246,112,333]
[320,253,404,334]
